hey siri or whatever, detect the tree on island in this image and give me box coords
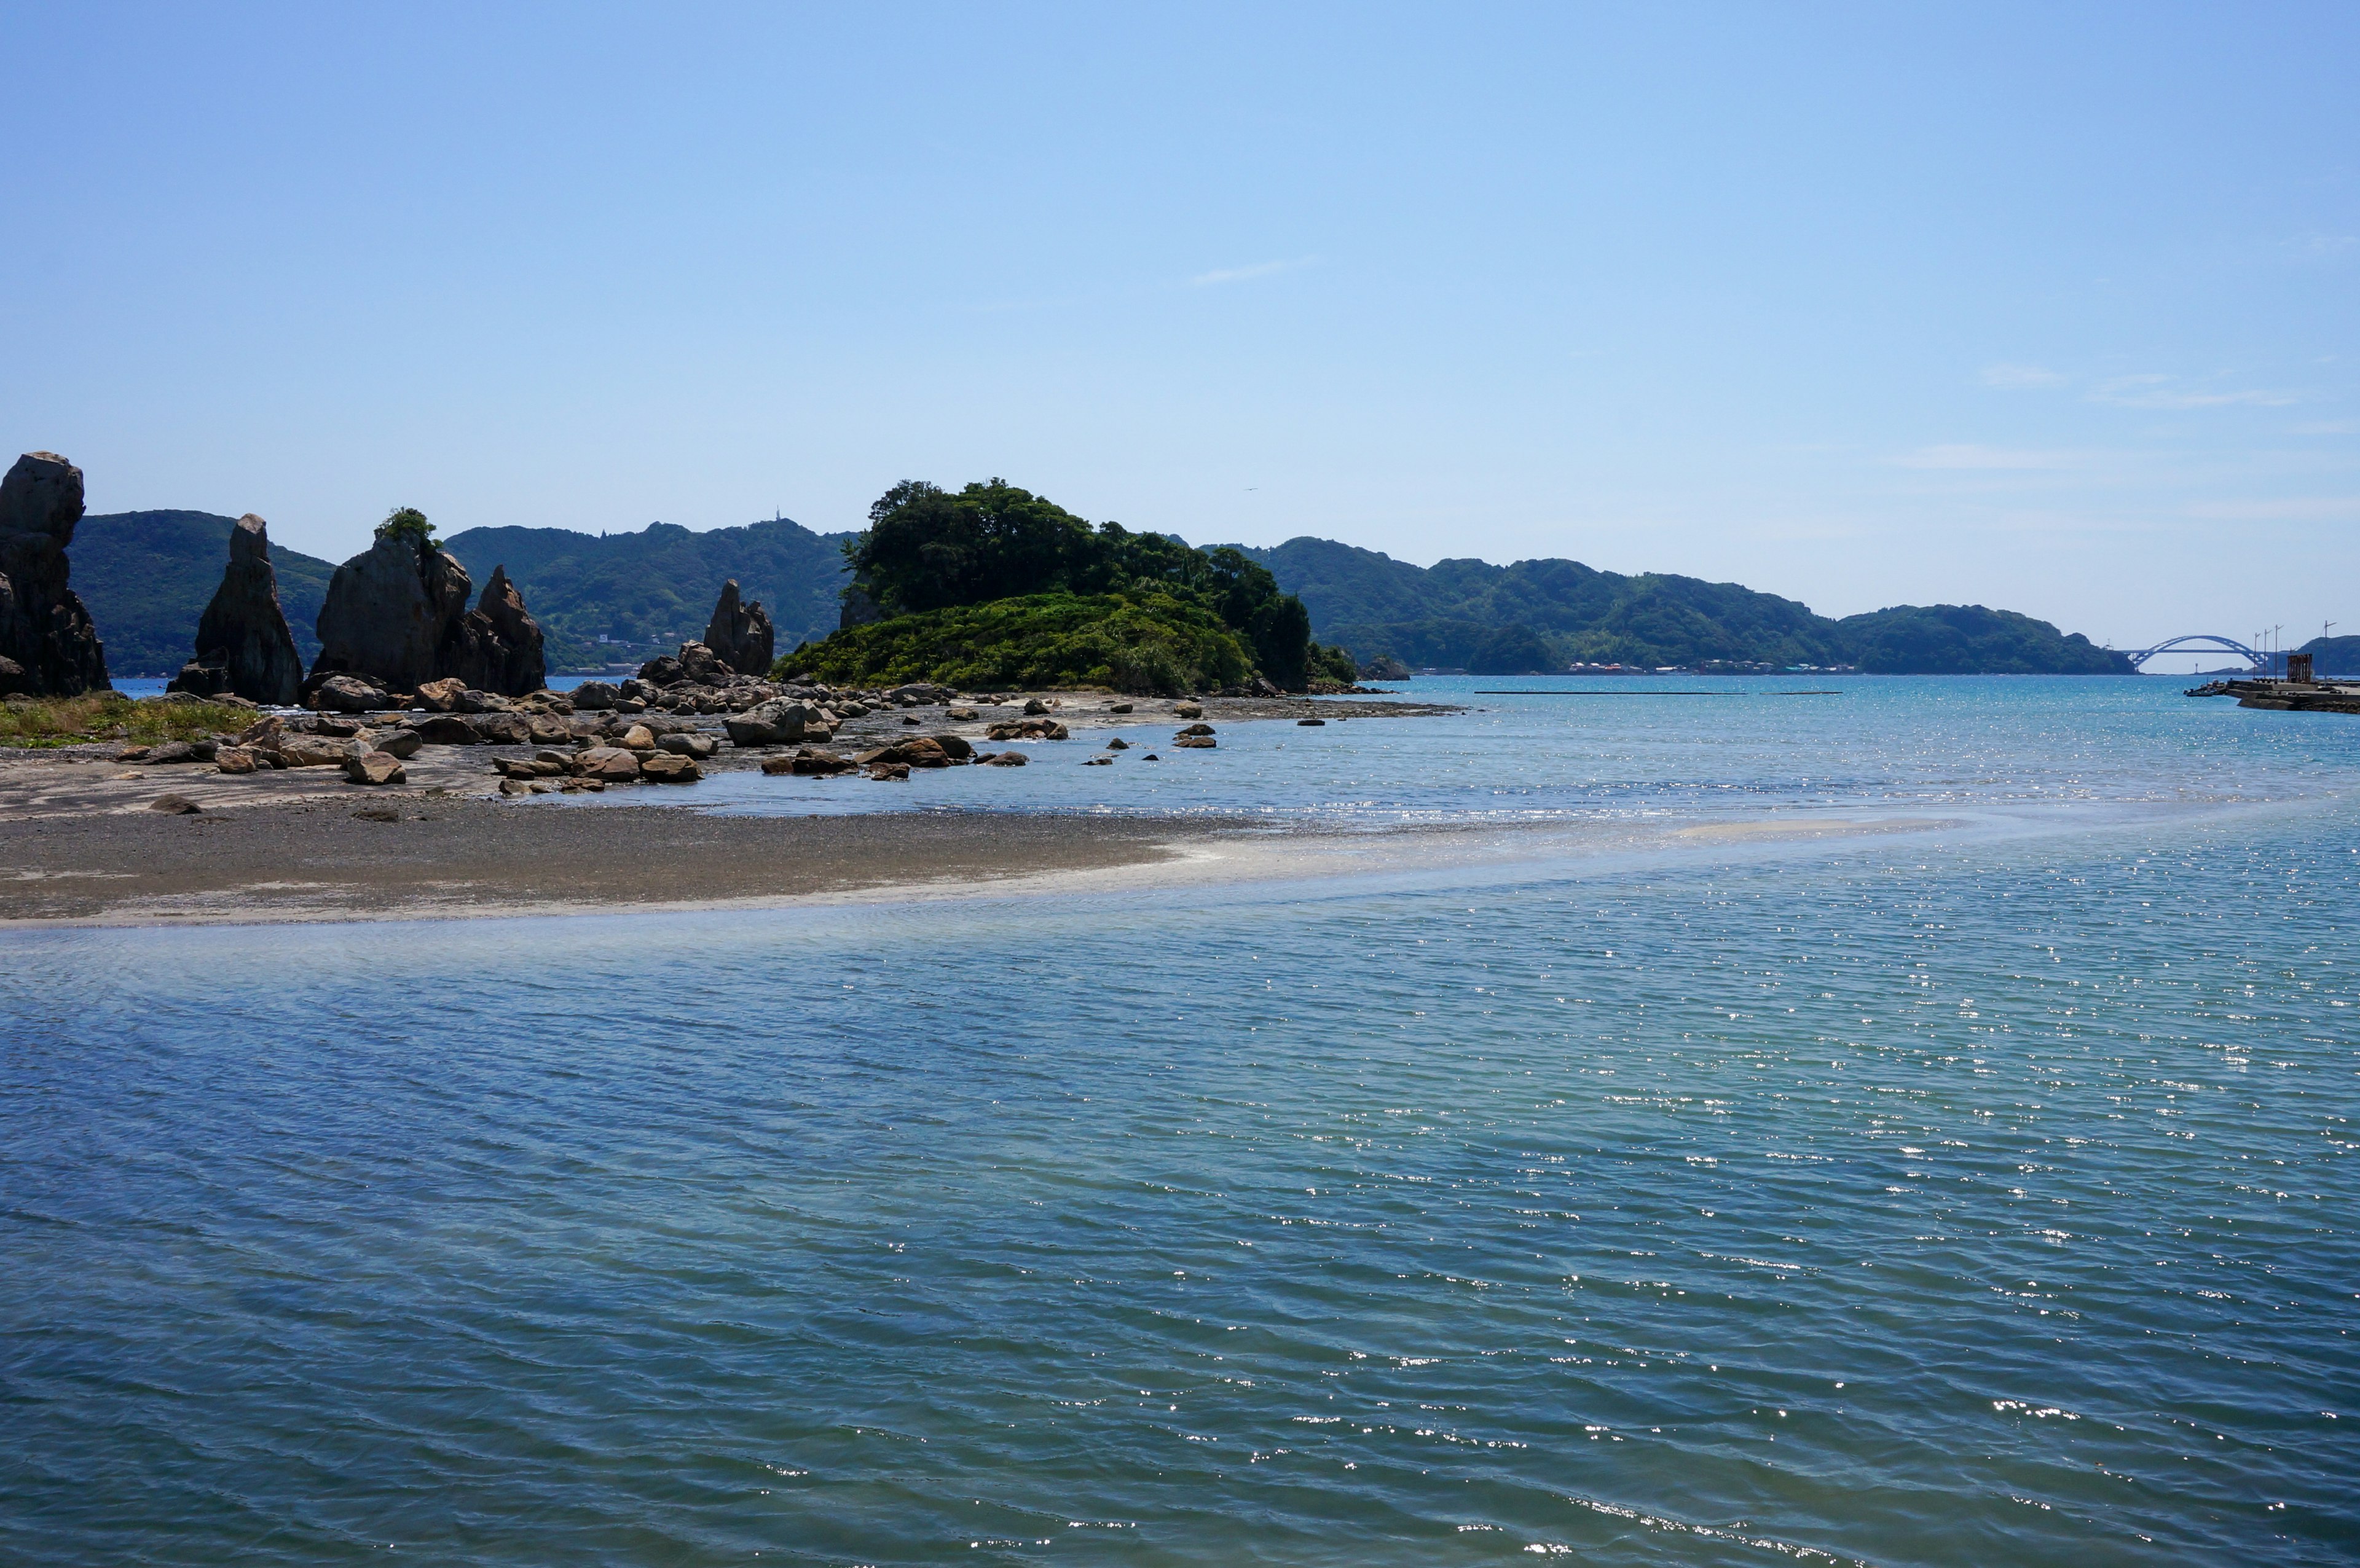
[838,479,1350,690]
[376,506,436,547]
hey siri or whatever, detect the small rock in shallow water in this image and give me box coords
[1084,755,1113,766]
[981,751,1026,767]
[639,752,702,783]
[1105,737,1130,750]
[1297,717,1326,726]
[1173,735,1215,748]
[946,707,978,721]
[865,761,911,780]
[1106,702,1133,713]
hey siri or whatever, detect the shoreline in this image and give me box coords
[0,791,1973,929]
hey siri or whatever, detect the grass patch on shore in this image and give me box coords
[778,590,1258,696]
[0,692,254,748]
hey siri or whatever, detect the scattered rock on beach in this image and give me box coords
[574,746,643,782]
[343,751,406,786]
[946,707,978,721]
[312,673,391,714]
[148,794,201,813]
[570,680,618,710]
[373,728,423,759]
[214,747,258,774]
[414,715,476,745]
[1106,702,1133,713]
[1174,702,1202,719]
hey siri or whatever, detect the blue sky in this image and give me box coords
[4,2,2354,661]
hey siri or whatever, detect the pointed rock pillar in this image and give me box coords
[703,579,776,675]
[0,452,109,696]
[169,514,302,704]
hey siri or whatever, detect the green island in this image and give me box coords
[777,480,1358,694]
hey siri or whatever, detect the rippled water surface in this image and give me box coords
[6,679,2358,1564]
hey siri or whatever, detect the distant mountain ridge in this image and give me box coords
[1236,536,2131,675]
[63,510,2129,681]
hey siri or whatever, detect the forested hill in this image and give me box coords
[442,517,856,668]
[73,510,338,676]
[61,507,2131,680]
[1238,536,2131,675]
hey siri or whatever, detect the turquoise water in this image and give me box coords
[5,679,2358,1564]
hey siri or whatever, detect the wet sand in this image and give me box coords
[0,798,1262,925]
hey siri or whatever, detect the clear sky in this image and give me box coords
[4,2,2354,662]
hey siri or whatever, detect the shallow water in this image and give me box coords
[664,675,2358,825]
[5,679,2358,1564]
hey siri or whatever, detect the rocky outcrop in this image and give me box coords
[312,535,545,699]
[312,533,474,693]
[442,566,546,696]
[0,452,109,696]
[703,580,776,676]
[168,514,302,704]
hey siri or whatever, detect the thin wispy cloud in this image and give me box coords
[2291,418,2360,435]
[2090,374,2297,409]
[1189,256,1318,288]
[1894,444,2083,471]
[1980,363,2066,388]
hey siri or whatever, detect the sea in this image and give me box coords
[4,675,2356,1565]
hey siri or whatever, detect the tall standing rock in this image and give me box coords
[310,531,475,694]
[0,452,110,697]
[167,514,302,704]
[441,566,547,696]
[702,579,775,675]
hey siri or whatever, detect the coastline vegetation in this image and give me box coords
[779,590,1261,694]
[0,692,254,748]
[783,479,1352,692]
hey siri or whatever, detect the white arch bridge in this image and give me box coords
[2123,634,2267,672]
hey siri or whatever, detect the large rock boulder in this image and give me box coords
[312,531,546,699]
[312,532,474,693]
[723,698,826,746]
[702,579,776,676]
[167,514,302,704]
[441,565,546,696]
[0,452,109,697]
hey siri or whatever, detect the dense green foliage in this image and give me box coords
[72,511,336,676]
[444,517,857,670]
[1245,536,2132,673]
[843,479,1323,687]
[1833,605,2130,675]
[375,506,436,546]
[777,591,1256,694]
